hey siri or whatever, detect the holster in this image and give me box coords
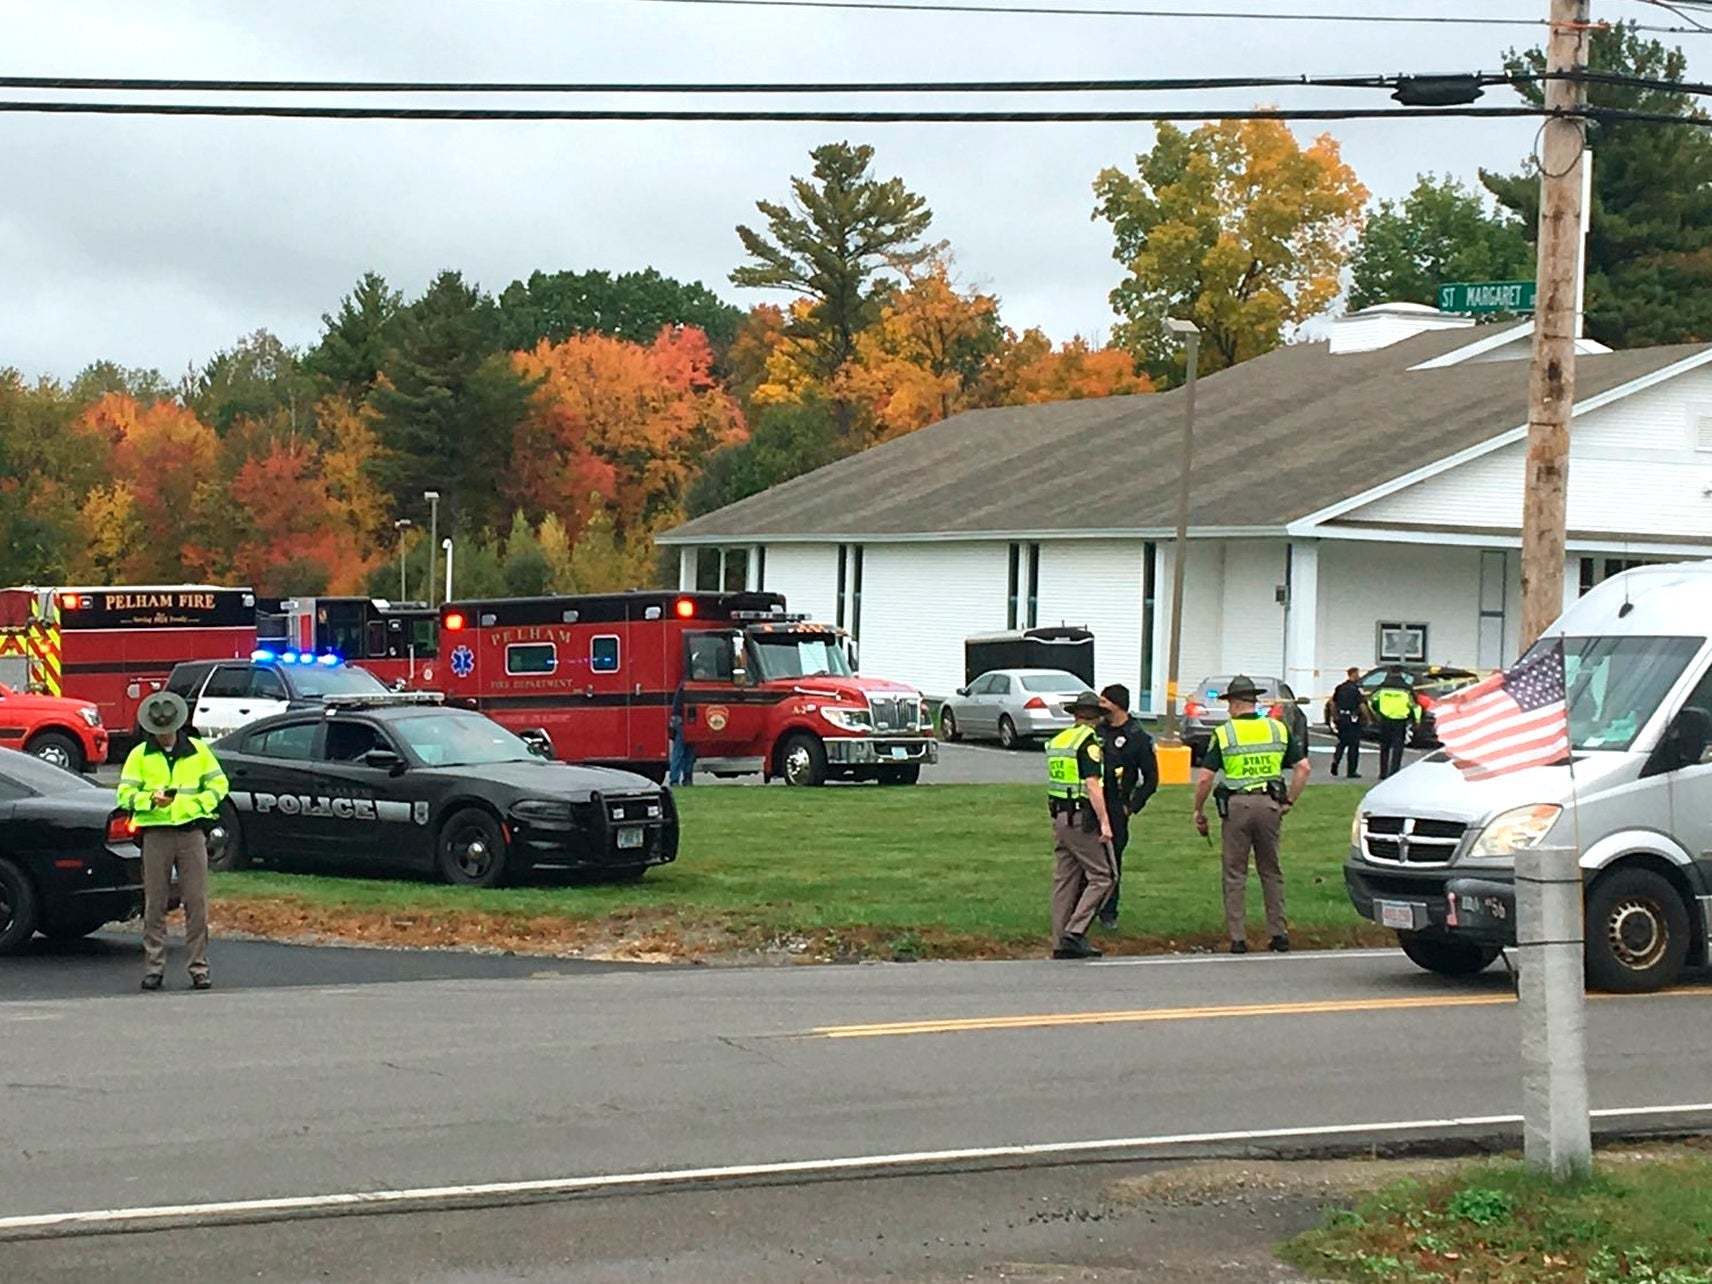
[1212,785,1232,820]
[1265,779,1289,805]
[1080,804,1099,835]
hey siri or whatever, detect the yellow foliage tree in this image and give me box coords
[992,331,1154,404]
[1093,118,1368,380]
[75,482,144,581]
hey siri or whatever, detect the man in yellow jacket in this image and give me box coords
[116,691,229,991]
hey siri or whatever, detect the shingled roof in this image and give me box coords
[660,328,1710,543]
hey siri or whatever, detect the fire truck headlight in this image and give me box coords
[79,706,101,728]
[820,706,873,733]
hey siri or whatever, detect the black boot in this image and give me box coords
[1053,933,1103,960]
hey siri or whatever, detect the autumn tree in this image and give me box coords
[67,361,173,408]
[187,329,317,437]
[497,268,745,355]
[227,439,375,594]
[78,394,222,580]
[1483,21,1712,347]
[0,370,89,578]
[731,141,939,431]
[501,511,554,596]
[992,332,1153,404]
[1093,118,1367,381]
[369,271,533,534]
[305,271,403,395]
[510,326,745,537]
[1348,176,1533,312]
[686,398,842,516]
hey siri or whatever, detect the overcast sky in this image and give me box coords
[6,0,1700,382]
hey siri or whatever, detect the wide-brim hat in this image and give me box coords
[137,690,189,736]
[1220,675,1265,703]
[1066,690,1105,717]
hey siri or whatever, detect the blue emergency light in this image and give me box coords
[251,649,343,667]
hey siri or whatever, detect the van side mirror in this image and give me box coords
[1667,706,1712,770]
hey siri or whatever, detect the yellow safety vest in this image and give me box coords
[1045,724,1099,800]
[1214,716,1289,792]
[116,737,230,828]
[1374,685,1417,722]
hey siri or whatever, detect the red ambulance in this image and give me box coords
[275,597,439,688]
[437,591,937,785]
[0,585,257,749]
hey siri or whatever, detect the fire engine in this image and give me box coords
[276,597,440,688]
[437,591,938,785]
[0,585,258,746]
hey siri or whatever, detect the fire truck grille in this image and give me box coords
[867,695,918,733]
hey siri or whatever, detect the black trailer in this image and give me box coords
[964,627,1095,687]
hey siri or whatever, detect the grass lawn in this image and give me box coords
[209,783,1381,960]
[1281,1146,1712,1283]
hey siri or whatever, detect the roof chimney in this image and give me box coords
[1329,301,1473,356]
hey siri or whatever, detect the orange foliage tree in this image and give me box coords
[992,331,1154,403]
[511,326,746,537]
[227,440,374,594]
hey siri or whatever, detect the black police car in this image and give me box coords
[208,698,678,886]
[0,748,143,953]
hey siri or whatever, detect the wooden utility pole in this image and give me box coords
[1519,0,1592,646]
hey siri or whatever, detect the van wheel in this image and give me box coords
[1586,867,1690,993]
[998,716,1019,750]
[0,859,41,954]
[206,801,250,872]
[1397,932,1500,977]
[437,808,510,888]
[26,731,83,774]
[778,733,828,787]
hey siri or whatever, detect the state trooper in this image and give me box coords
[116,691,229,991]
[1045,690,1116,960]
[1191,675,1310,954]
[1372,665,1419,780]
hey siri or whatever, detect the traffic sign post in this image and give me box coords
[1436,280,1538,314]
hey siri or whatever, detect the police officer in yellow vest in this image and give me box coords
[1372,665,1420,781]
[1045,691,1117,960]
[1191,675,1310,953]
[116,691,229,991]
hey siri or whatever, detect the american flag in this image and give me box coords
[1431,641,1571,781]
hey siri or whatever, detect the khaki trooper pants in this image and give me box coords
[1220,793,1286,942]
[1051,812,1115,942]
[142,826,210,980]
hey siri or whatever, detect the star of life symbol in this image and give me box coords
[449,645,475,678]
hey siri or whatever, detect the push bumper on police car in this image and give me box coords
[508,788,679,873]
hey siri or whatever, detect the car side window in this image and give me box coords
[166,665,208,701]
[323,720,391,763]
[250,668,288,701]
[201,665,251,699]
[990,675,1011,695]
[967,675,992,695]
[248,721,318,760]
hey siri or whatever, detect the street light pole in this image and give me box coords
[442,537,454,605]
[393,519,412,601]
[1162,319,1200,744]
[424,491,441,610]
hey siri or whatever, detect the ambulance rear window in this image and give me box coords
[506,643,557,676]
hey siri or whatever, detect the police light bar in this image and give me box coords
[252,648,345,667]
[321,692,445,711]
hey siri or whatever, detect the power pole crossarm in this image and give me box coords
[1519,0,1591,648]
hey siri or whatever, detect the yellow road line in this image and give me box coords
[813,993,1517,1038]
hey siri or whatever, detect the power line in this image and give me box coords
[0,100,1562,123]
[626,0,1552,26]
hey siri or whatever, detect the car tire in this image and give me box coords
[940,708,961,742]
[26,731,83,774]
[998,716,1019,750]
[1396,932,1500,977]
[1585,866,1690,993]
[206,801,250,873]
[877,764,921,786]
[777,733,828,787]
[0,859,41,955]
[436,808,511,888]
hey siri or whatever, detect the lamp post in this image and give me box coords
[393,518,412,601]
[423,491,441,609]
[1161,317,1200,744]
[442,537,454,606]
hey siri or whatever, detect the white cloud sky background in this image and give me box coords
[6,0,1703,382]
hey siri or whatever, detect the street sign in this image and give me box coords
[1436,280,1537,314]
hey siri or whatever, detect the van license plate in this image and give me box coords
[1377,900,1418,930]
[617,827,644,850]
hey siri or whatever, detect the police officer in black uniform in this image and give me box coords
[1328,666,1367,779]
[1095,684,1158,929]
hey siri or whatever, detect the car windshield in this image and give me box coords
[290,665,391,698]
[1020,674,1086,693]
[749,635,852,680]
[1540,635,1707,751]
[389,713,534,767]
[0,751,101,795]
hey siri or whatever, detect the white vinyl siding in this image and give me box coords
[1218,540,1288,679]
[761,544,838,626]
[1316,542,1487,673]
[856,542,1010,696]
[1033,539,1147,697]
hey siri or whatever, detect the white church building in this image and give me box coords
[659,304,1712,708]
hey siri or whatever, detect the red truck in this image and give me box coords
[436,591,938,785]
[0,585,258,752]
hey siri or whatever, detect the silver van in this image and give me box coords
[1345,562,1712,992]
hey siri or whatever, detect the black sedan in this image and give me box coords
[0,748,143,954]
[209,700,678,887]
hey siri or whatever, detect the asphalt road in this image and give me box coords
[2,943,1708,1276]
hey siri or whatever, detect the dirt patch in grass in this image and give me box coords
[209,893,1391,963]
